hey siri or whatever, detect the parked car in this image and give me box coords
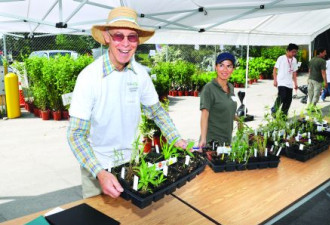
[29,50,78,59]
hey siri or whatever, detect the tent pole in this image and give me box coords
[308,43,312,60]
[3,34,7,59]
[166,45,168,62]
[245,36,250,117]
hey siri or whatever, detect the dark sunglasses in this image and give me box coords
[109,32,139,43]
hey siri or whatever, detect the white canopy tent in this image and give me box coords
[0,0,329,48]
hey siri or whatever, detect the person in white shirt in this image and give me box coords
[67,7,188,199]
[320,57,330,101]
[271,43,299,116]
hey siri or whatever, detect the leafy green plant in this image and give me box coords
[177,141,195,158]
[133,159,164,193]
[160,136,179,160]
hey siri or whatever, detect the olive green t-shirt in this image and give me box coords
[200,79,238,144]
[309,56,326,82]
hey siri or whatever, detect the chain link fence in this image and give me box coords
[0,33,103,62]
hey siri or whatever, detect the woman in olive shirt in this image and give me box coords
[198,52,238,149]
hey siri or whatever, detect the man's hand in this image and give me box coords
[97,170,123,198]
[325,83,328,89]
[273,80,278,87]
[175,139,188,149]
[294,83,298,90]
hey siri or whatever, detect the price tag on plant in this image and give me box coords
[299,144,304,151]
[168,157,177,165]
[286,142,290,147]
[163,165,168,176]
[61,92,73,106]
[121,167,125,179]
[151,74,157,80]
[133,175,139,191]
[185,155,190,165]
[270,145,274,152]
[155,145,160,154]
[276,147,282,156]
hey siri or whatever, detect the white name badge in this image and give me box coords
[231,96,238,102]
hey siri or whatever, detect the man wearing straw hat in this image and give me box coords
[67,7,187,199]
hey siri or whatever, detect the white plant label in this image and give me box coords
[291,129,295,135]
[275,141,278,146]
[135,155,139,164]
[151,74,157,80]
[217,146,231,155]
[185,155,190,165]
[308,132,310,139]
[299,144,304,151]
[254,148,257,158]
[276,147,282,156]
[317,126,323,132]
[270,145,274,152]
[255,129,258,136]
[121,167,126,179]
[163,165,168,176]
[61,92,73,106]
[133,175,139,191]
[155,144,160,154]
[286,142,290,147]
[265,148,268,157]
[308,139,311,145]
[168,157,177,165]
[212,142,215,150]
[295,136,300,142]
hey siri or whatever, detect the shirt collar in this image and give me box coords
[212,78,233,94]
[103,50,136,77]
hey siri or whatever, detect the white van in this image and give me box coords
[29,50,78,59]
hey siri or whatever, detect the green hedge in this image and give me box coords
[25,55,93,110]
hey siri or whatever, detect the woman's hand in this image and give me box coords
[198,137,206,152]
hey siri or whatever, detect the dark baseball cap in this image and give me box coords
[216,52,236,65]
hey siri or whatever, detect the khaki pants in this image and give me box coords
[308,79,322,105]
[80,166,102,198]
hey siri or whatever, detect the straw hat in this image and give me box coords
[91,7,155,45]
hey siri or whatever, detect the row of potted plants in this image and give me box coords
[24,101,69,120]
[12,54,93,119]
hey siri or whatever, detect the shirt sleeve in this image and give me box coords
[200,84,211,111]
[140,71,159,106]
[69,70,95,120]
[321,60,326,70]
[293,58,299,72]
[67,116,103,178]
[142,102,181,144]
[274,56,281,69]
